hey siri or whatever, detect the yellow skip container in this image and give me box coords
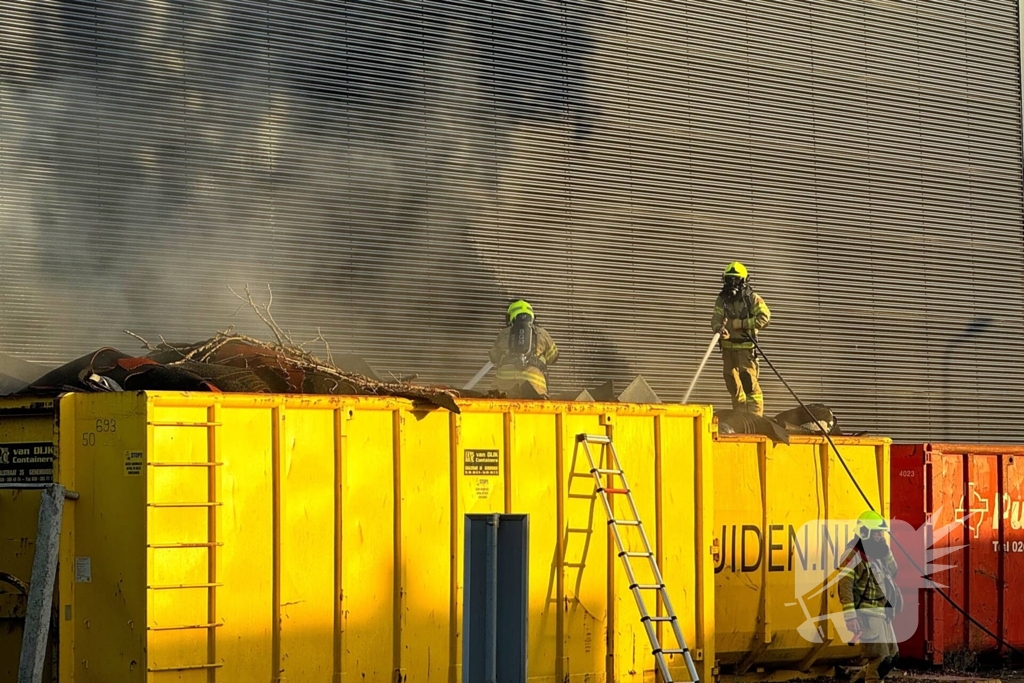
[0,392,716,683]
[712,434,890,676]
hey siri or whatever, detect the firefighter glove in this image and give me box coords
[844,613,861,640]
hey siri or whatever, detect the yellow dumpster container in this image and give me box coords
[713,433,891,677]
[0,392,715,683]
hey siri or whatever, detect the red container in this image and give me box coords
[891,444,1024,663]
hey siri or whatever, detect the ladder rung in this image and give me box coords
[600,487,629,494]
[621,551,653,558]
[630,583,664,590]
[566,527,593,533]
[148,542,223,549]
[658,648,690,655]
[577,434,611,444]
[148,622,223,631]
[148,663,224,673]
[610,519,640,526]
[643,615,676,622]
[564,562,586,568]
[149,583,223,590]
[148,502,222,508]
[149,421,222,427]
[149,462,223,468]
[591,468,623,475]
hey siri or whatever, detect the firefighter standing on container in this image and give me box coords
[838,511,901,683]
[490,299,560,399]
[710,262,771,415]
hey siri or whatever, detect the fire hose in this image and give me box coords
[750,335,1024,659]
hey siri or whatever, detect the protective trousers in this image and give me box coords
[722,348,763,416]
[852,613,899,683]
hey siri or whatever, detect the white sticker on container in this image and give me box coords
[124,451,143,476]
[473,477,493,500]
[74,556,92,583]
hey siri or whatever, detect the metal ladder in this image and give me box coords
[574,433,700,683]
[146,414,224,679]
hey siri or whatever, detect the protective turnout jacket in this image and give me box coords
[710,287,771,350]
[837,540,899,615]
[489,325,559,396]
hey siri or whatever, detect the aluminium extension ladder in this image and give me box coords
[574,433,700,683]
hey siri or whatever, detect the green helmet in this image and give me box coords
[723,261,749,280]
[507,299,534,324]
[856,510,888,539]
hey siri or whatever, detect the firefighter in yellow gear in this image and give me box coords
[710,262,771,415]
[489,300,560,399]
[837,511,900,683]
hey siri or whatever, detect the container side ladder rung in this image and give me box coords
[575,433,701,683]
[148,663,224,673]
[148,622,224,632]
[147,412,222,681]
[149,502,222,508]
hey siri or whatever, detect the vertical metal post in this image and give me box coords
[18,484,68,683]
[484,514,500,683]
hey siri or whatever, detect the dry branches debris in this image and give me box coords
[22,285,461,413]
[146,330,461,413]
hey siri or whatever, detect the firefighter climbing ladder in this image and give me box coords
[575,433,700,683]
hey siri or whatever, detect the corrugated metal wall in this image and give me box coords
[1,1,1021,441]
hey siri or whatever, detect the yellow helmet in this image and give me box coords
[507,299,534,324]
[723,261,749,280]
[856,510,888,539]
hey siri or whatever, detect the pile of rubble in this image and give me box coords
[18,332,461,413]
[715,403,863,443]
[9,338,854,433]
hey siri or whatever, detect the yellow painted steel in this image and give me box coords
[0,393,716,683]
[712,433,891,676]
[0,396,60,682]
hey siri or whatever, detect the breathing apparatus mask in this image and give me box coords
[857,512,890,560]
[860,534,890,560]
[721,275,745,300]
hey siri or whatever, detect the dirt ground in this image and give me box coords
[888,668,1024,683]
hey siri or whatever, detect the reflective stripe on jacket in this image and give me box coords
[837,541,898,613]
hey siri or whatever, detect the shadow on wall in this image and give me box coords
[939,316,993,440]
[0,0,630,386]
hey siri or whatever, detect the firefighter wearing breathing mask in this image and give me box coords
[489,300,560,399]
[838,511,901,683]
[710,262,771,415]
